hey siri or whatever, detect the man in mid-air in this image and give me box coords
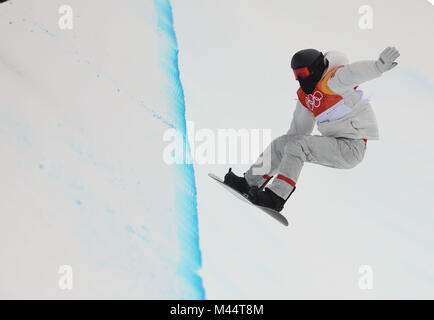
[224,47,400,212]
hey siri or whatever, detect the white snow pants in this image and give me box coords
[244,135,367,199]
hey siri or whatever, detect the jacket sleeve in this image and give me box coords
[287,101,315,136]
[327,60,383,93]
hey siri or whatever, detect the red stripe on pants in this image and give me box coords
[277,174,296,187]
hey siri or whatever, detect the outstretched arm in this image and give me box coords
[287,101,315,136]
[328,47,400,93]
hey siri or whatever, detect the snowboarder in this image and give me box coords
[224,47,400,212]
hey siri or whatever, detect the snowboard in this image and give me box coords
[208,173,289,226]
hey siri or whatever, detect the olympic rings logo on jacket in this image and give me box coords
[305,91,323,110]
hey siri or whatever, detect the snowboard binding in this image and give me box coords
[224,168,294,213]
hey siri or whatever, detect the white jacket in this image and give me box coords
[287,51,382,140]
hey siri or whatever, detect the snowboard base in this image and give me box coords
[208,173,289,226]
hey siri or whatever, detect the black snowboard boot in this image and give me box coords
[224,168,250,195]
[248,187,286,212]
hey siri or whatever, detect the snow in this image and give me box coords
[0,0,203,299]
[1,0,434,299]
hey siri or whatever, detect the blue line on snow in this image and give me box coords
[154,0,205,299]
